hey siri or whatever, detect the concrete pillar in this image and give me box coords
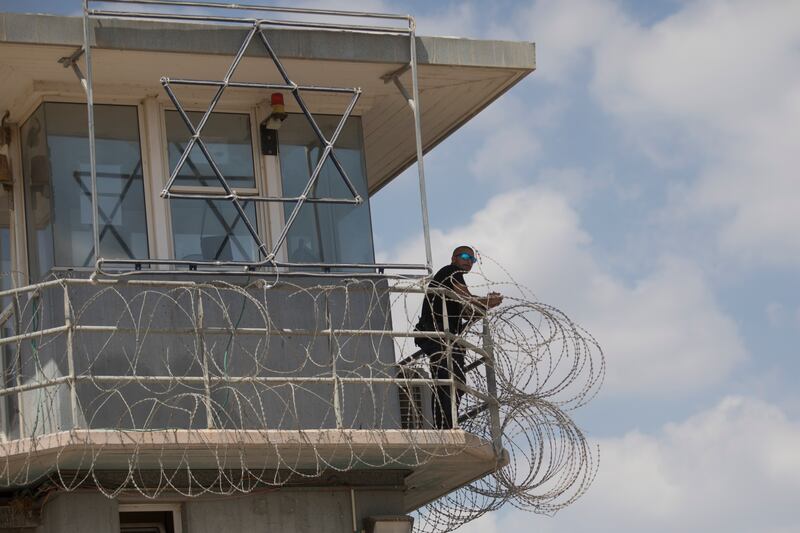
[37,493,119,533]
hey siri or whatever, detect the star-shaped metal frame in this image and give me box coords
[160,23,364,265]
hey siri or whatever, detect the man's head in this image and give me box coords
[451,245,477,272]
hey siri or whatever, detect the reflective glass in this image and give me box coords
[20,105,52,279]
[21,103,149,279]
[165,111,256,189]
[0,186,13,291]
[171,199,258,261]
[0,187,17,439]
[279,114,374,265]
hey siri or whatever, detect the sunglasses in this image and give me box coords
[456,252,478,263]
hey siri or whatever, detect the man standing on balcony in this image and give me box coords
[415,245,503,429]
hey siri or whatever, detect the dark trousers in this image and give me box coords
[415,337,466,429]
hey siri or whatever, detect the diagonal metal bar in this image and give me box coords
[267,88,361,261]
[256,29,362,201]
[161,83,268,257]
[161,24,258,196]
[157,19,372,266]
[320,93,363,200]
[174,142,252,259]
[159,24,367,264]
[193,136,267,257]
[256,29,323,137]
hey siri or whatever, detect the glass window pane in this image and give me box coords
[0,186,14,292]
[0,186,19,438]
[165,111,255,189]
[171,199,258,261]
[21,103,149,279]
[279,114,374,265]
[20,105,52,279]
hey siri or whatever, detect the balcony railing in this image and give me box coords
[0,269,602,532]
[0,274,501,441]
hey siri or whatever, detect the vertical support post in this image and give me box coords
[11,294,25,438]
[197,290,214,429]
[327,293,343,428]
[63,285,81,429]
[82,1,101,268]
[408,20,433,270]
[441,295,457,429]
[141,97,173,264]
[482,319,502,454]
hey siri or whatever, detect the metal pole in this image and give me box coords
[483,318,502,454]
[441,296,457,429]
[408,19,433,270]
[327,295,343,428]
[11,294,25,438]
[63,285,81,429]
[164,78,358,94]
[92,0,411,21]
[83,0,101,266]
[197,290,214,428]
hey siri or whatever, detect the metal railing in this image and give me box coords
[0,277,502,453]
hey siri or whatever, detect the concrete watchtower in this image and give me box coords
[0,2,602,532]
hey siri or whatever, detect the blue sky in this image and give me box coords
[3,0,799,531]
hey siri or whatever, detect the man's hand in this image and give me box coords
[486,292,503,309]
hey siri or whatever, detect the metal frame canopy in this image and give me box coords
[81,0,434,278]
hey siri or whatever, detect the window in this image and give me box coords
[279,114,374,265]
[0,185,12,291]
[21,103,149,280]
[119,504,181,533]
[0,185,19,440]
[165,110,259,261]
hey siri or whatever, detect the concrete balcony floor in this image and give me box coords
[0,428,505,511]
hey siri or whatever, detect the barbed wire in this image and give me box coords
[0,266,603,532]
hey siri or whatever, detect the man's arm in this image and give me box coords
[451,278,503,310]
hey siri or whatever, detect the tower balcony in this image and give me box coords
[0,273,505,510]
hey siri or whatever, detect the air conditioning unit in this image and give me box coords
[396,365,433,430]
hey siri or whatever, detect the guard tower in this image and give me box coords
[0,2,603,532]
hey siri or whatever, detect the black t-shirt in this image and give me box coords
[417,264,467,334]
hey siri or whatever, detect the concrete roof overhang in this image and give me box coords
[0,12,535,194]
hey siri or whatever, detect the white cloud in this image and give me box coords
[468,123,542,186]
[510,0,630,84]
[456,395,800,533]
[501,0,800,268]
[466,96,565,186]
[584,0,800,267]
[382,185,747,397]
[766,302,786,328]
[414,3,479,38]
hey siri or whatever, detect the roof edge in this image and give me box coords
[0,12,536,70]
